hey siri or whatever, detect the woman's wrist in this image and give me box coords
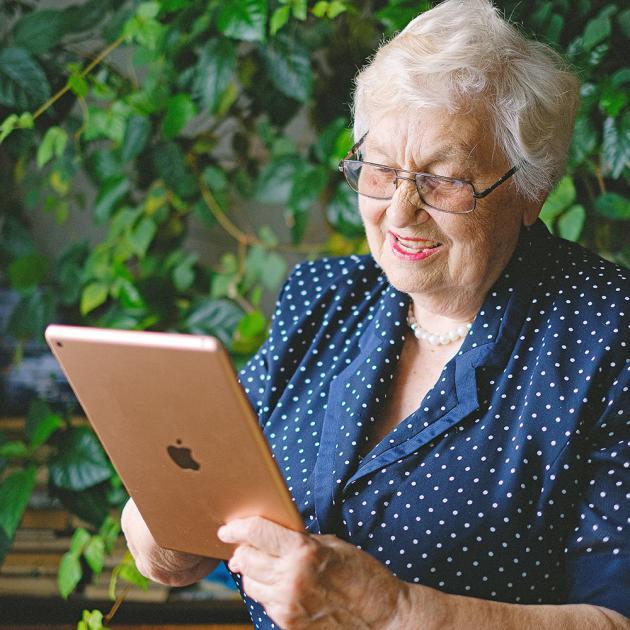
[395,583,628,630]
[383,581,449,630]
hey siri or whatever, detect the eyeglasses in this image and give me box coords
[338,132,519,214]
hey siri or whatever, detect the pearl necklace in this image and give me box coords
[406,304,472,346]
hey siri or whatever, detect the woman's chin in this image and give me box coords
[375,249,445,295]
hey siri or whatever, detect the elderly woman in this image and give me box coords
[122,0,629,627]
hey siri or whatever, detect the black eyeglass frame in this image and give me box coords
[338,131,519,214]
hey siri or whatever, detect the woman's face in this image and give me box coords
[359,109,540,314]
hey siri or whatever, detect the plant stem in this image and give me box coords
[32,35,126,121]
[103,583,130,625]
[196,170,257,246]
[593,162,607,195]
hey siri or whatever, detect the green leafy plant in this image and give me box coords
[0,0,627,625]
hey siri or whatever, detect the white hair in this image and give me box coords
[352,0,580,200]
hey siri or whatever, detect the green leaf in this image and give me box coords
[7,289,55,341]
[599,82,629,118]
[0,111,32,143]
[137,1,160,19]
[601,115,630,179]
[192,38,237,114]
[12,10,68,55]
[151,142,197,198]
[618,9,630,38]
[81,282,109,315]
[161,93,197,139]
[69,527,91,555]
[312,0,347,19]
[123,4,164,50]
[314,117,351,165]
[29,412,63,450]
[0,113,18,144]
[255,154,300,204]
[540,176,576,227]
[52,484,111,527]
[237,309,266,337]
[376,3,420,31]
[270,5,290,35]
[58,552,82,599]
[557,204,586,242]
[184,298,243,347]
[232,310,267,354]
[129,217,157,257]
[0,465,37,539]
[569,114,597,166]
[202,165,227,192]
[262,33,312,102]
[0,441,30,459]
[98,515,121,554]
[173,259,196,292]
[326,183,363,238]
[8,253,48,290]
[545,13,564,44]
[327,0,348,19]
[288,164,328,243]
[94,177,129,224]
[84,104,128,144]
[67,72,89,98]
[85,150,123,185]
[291,0,307,20]
[260,251,287,290]
[217,0,268,42]
[258,225,279,246]
[582,8,615,51]
[122,115,151,162]
[83,535,106,575]
[37,127,69,168]
[78,609,107,630]
[48,427,112,491]
[62,0,109,32]
[114,553,149,591]
[594,192,630,220]
[0,48,51,109]
[55,241,89,305]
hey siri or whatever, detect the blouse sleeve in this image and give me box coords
[564,360,630,617]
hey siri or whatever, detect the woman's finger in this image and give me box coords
[240,573,275,605]
[218,516,305,557]
[229,544,278,585]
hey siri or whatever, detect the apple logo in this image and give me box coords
[167,439,200,471]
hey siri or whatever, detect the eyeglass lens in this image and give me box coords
[343,161,475,214]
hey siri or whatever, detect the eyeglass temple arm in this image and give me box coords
[342,131,369,160]
[474,165,519,198]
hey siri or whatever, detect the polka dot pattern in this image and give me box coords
[233,221,629,626]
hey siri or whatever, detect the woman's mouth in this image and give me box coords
[389,232,442,261]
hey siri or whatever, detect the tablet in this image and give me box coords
[44,324,303,560]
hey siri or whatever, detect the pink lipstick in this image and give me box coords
[389,231,442,261]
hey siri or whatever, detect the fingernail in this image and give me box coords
[217,526,228,541]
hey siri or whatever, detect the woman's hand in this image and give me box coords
[121,498,219,586]
[218,516,415,630]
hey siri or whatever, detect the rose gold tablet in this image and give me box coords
[44,324,303,560]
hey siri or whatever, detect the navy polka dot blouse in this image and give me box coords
[234,220,629,627]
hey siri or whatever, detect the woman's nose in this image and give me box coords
[386,180,431,228]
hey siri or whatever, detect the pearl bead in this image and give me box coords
[406,303,474,345]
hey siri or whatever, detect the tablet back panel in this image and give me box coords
[45,325,302,559]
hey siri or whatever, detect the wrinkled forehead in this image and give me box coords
[363,107,497,168]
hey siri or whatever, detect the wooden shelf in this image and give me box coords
[0,596,251,626]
